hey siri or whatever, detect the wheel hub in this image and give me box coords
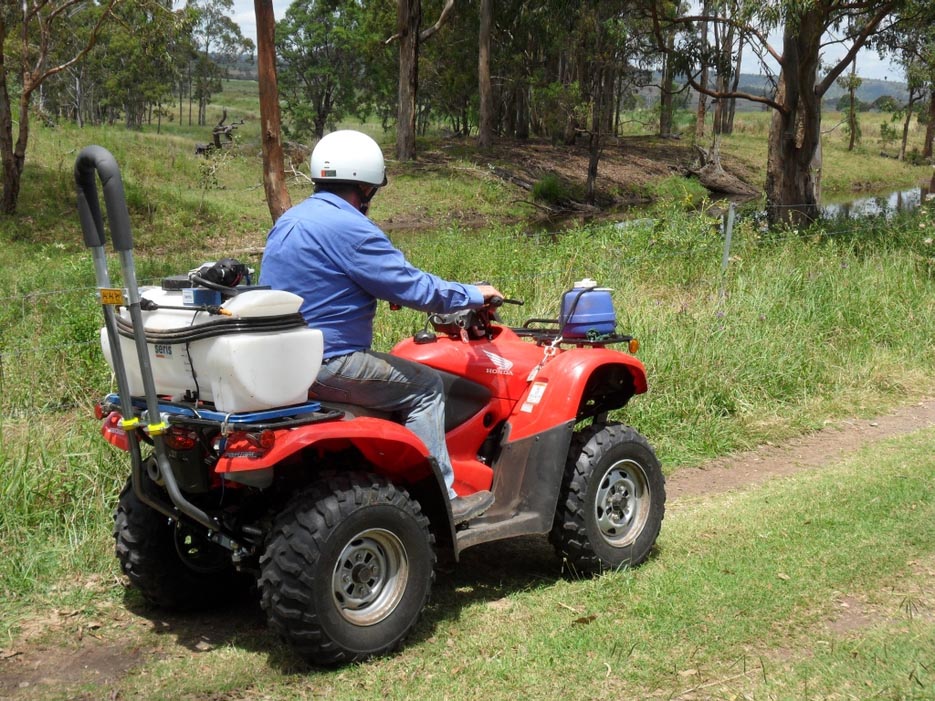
[595,459,649,547]
[332,528,409,626]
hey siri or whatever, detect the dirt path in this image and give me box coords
[667,398,935,502]
[3,399,935,699]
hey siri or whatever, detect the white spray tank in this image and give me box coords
[101,285,323,413]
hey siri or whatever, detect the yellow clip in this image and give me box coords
[119,417,140,430]
[147,421,169,436]
[99,287,124,306]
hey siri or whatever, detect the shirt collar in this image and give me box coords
[313,190,366,217]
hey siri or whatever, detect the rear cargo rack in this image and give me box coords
[102,393,344,430]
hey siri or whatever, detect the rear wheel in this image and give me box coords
[550,423,665,573]
[259,472,435,665]
[113,473,243,609]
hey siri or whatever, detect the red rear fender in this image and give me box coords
[214,416,434,483]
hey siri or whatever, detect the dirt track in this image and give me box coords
[667,398,935,502]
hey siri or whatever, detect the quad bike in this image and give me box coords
[77,146,665,666]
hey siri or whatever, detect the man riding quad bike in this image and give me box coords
[77,142,665,667]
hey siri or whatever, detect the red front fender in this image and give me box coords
[215,416,434,483]
[507,348,647,441]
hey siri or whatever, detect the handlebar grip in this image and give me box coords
[487,296,504,308]
[74,145,133,252]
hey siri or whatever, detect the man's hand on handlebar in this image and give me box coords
[477,284,504,305]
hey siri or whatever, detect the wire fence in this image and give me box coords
[0,200,929,421]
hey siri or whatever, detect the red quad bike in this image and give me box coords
[77,146,665,666]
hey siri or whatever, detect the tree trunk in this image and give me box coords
[396,0,420,161]
[899,88,920,162]
[477,0,493,149]
[659,31,675,137]
[694,4,709,142]
[586,65,609,204]
[846,60,858,151]
[516,82,529,139]
[765,17,824,227]
[254,0,292,223]
[924,90,935,160]
[723,36,743,135]
[0,36,20,216]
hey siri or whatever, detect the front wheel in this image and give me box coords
[550,423,665,574]
[259,472,436,665]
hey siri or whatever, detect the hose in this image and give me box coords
[115,312,307,344]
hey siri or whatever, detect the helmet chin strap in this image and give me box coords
[356,184,377,215]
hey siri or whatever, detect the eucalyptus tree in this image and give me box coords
[392,0,455,160]
[647,0,933,225]
[0,0,119,215]
[97,1,181,129]
[255,0,290,222]
[477,0,492,147]
[837,61,862,151]
[875,6,935,159]
[277,0,368,140]
[187,0,254,126]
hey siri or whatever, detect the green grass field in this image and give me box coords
[1,82,935,698]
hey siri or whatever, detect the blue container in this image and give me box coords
[560,282,616,338]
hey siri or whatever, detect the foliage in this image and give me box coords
[880,120,899,148]
[531,81,586,144]
[276,0,369,140]
[532,173,574,204]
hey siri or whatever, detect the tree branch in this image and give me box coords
[816,1,897,96]
[420,0,455,41]
[25,0,120,97]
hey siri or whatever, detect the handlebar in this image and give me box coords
[486,296,523,308]
[74,145,133,252]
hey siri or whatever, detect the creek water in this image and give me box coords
[820,185,930,219]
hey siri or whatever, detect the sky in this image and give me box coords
[228,0,905,84]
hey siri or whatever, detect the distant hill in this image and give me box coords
[734,73,909,109]
[223,62,911,112]
[635,72,913,112]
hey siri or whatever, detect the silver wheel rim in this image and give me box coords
[332,528,409,626]
[594,458,649,547]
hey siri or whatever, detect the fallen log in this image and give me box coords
[691,163,759,196]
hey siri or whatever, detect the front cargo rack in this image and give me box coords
[512,319,636,347]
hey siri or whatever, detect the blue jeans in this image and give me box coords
[313,350,458,499]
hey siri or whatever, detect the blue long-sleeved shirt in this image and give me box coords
[259,191,484,358]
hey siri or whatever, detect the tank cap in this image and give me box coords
[573,278,599,289]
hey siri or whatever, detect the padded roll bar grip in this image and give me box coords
[74,145,133,251]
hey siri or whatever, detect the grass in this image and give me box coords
[4,427,934,699]
[715,109,932,196]
[4,197,935,607]
[2,85,935,696]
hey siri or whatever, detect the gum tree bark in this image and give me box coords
[477,0,493,149]
[254,0,291,223]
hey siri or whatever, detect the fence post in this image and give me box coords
[721,202,736,273]
[719,203,736,301]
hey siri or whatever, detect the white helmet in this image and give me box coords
[310,130,387,187]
